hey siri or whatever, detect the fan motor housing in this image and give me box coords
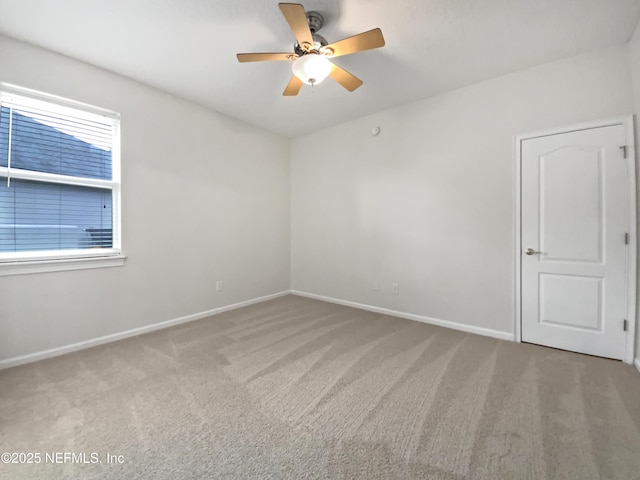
[294,33,328,56]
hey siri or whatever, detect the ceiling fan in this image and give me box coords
[237,3,385,96]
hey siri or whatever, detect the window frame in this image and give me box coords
[0,83,124,275]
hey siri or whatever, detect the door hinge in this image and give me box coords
[625,233,629,245]
[620,145,628,159]
[623,319,628,331]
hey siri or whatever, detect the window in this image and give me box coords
[0,84,122,274]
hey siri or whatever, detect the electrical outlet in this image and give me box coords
[392,283,399,294]
[216,281,223,292]
[373,281,380,291]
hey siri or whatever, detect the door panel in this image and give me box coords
[539,274,602,331]
[521,125,627,360]
[540,147,602,262]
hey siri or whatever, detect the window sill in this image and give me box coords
[0,255,126,276]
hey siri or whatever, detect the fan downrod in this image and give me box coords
[306,11,323,33]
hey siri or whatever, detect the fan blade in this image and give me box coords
[323,28,385,58]
[279,3,314,51]
[329,63,363,91]
[237,53,295,63]
[283,75,303,96]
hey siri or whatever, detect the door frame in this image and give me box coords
[513,116,637,364]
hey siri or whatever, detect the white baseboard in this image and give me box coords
[0,291,290,370]
[635,358,640,374]
[291,290,513,342]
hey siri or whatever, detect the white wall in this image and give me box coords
[291,45,634,336]
[629,20,640,363]
[0,35,290,363]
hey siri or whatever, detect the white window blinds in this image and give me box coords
[0,87,120,260]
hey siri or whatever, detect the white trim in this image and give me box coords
[0,291,290,370]
[0,166,117,189]
[635,358,640,374]
[291,290,513,341]
[513,133,522,344]
[623,118,637,365]
[514,115,637,364]
[0,244,121,262]
[515,116,634,141]
[0,254,126,276]
[0,82,119,120]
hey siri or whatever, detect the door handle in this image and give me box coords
[524,248,542,255]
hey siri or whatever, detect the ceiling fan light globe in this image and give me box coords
[292,54,332,86]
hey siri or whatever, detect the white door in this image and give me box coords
[521,124,630,360]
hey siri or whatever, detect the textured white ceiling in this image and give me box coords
[1,0,639,137]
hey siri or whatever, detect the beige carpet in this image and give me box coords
[1,295,640,480]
